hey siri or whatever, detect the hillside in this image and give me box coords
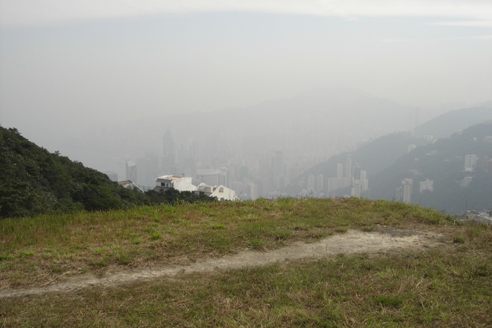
[369,122,492,213]
[414,105,492,139]
[0,126,212,219]
[285,132,429,196]
[1,198,491,326]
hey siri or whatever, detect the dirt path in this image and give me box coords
[0,228,445,299]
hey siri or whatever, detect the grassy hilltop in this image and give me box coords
[1,197,491,327]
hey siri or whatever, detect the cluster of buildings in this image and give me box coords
[112,133,372,201]
[155,175,238,201]
[107,124,491,205]
[328,157,368,198]
[461,153,483,187]
[394,152,490,204]
[396,178,414,203]
[106,129,324,200]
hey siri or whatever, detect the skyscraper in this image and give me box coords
[402,178,413,203]
[126,160,137,183]
[345,156,353,181]
[464,154,478,171]
[351,179,361,197]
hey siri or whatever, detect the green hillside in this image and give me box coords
[0,126,212,219]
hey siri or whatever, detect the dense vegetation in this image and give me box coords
[0,126,214,219]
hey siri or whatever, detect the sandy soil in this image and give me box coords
[0,228,446,299]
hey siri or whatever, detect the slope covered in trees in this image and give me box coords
[0,127,213,219]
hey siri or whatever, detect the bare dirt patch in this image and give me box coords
[0,228,445,299]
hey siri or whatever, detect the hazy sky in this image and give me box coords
[1,0,491,132]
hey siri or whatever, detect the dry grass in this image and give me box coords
[1,198,449,289]
[2,198,491,326]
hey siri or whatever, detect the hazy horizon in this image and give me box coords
[1,0,491,195]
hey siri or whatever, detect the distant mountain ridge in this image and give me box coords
[124,88,418,164]
[414,106,492,139]
[287,104,492,213]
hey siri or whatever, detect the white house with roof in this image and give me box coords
[155,175,238,201]
[155,175,197,192]
[196,183,239,201]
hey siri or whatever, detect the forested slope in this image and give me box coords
[0,127,212,219]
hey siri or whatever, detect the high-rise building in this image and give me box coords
[419,179,434,193]
[126,160,137,183]
[360,170,368,191]
[351,179,361,197]
[316,174,324,194]
[345,156,353,181]
[464,154,478,171]
[402,178,413,203]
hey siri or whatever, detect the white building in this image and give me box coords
[464,154,478,171]
[155,175,239,201]
[419,179,434,193]
[351,179,362,197]
[460,176,473,187]
[402,178,413,203]
[196,183,239,201]
[155,175,197,192]
[360,170,369,191]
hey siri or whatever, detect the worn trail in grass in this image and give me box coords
[0,228,444,298]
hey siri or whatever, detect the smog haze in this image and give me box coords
[1,0,491,198]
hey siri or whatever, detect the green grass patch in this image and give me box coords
[0,197,461,291]
[1,198,492,326]
[2,243,492,327]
